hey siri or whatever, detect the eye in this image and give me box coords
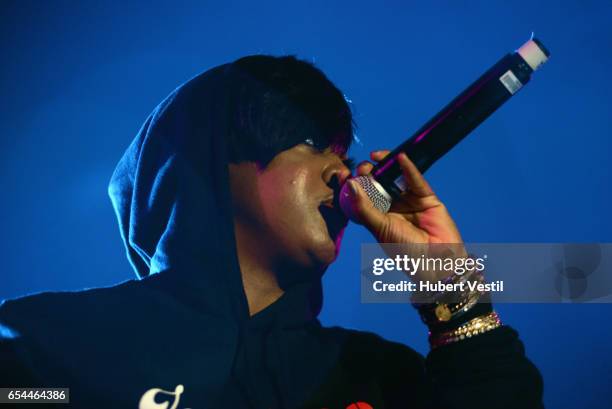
[303,139,326,153]
[303,139,354,170]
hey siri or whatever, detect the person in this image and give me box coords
[0,55,543,408]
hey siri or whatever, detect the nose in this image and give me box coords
[323,159,352,191]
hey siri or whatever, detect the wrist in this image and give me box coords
[411,254,501,348]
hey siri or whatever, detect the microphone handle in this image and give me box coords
[372,39,549,200]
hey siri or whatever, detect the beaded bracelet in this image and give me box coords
[429,311,502,349]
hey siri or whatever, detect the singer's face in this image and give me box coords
[229,143,352,273]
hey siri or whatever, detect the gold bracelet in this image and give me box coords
[413,263,486,326]
[429,311,502,349]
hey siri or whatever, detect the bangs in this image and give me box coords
[226,55,355,166]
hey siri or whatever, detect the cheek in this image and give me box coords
[259,169,328,241]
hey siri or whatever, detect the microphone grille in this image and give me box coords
[353,175,392,214]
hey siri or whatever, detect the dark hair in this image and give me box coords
[226,55,354,166]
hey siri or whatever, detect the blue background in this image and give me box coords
[1,1,610,407]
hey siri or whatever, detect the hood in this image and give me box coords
[107,60,327,319]
[108,63,251,322]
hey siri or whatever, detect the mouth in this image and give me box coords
[318,194,349,242]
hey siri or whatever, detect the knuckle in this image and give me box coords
[357,160,371,167]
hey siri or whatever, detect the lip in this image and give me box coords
[318,193,348,241]
[320,195,335,209]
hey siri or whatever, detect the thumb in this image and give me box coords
[344,179,389,234]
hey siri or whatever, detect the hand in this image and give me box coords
[345,150,465,249]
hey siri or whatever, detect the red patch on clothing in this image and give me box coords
[346,402,373,409]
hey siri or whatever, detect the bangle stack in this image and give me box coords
[411,255,502,348]
[412,268,487,328]
[429,311,502,349]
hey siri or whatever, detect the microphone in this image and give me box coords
[340,37,550,217]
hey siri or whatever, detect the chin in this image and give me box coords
[279,231,339,285]
[310,236,339,267]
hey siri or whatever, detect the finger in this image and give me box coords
[355,150,390,176]
[397,152,435,197]
[345,179,388,233]
[370,150,391,162]
[356,160,374,176]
